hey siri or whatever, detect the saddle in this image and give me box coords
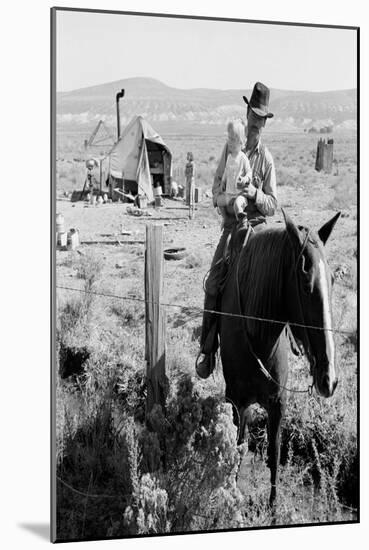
[224,216,266,262]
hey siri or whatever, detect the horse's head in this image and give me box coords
[283,209,341,398]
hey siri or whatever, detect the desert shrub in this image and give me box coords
[184,251,205,269]
[56,349,146,540]
[123,474,170,535]
[281,391,358,508]
[276,166,300,187]
[345,260,357,291]
[57,251,78,269]
[57,406,137,540]
[57,369,246,540]
[123,375,245,533]
[56,252,104,351]
[76,251,104,292]
[328,175,357,210]
[110,300,145,328]
[343,328,357,353]
[58,298,88,338]
[57,295,94,351]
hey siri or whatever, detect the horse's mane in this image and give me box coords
[236,227,291,344]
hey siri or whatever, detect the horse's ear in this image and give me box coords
[318,212,341,245]
[282,208,303,248]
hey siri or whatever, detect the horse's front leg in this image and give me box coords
[238,407,248,447]
[266,397,285,507]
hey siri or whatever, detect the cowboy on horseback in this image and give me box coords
[196,82,278,379]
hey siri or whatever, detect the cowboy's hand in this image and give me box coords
[244,182,257,199]
[252,174,262,188]
[236,176,247,189]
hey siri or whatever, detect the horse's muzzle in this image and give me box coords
[316,369,338,398]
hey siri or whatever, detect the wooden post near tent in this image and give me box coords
[99,161,104,194]
[145,224,167,421]
[189,180,195,220]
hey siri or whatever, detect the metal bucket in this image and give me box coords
[138,195,147,209]
[56,213,65,234]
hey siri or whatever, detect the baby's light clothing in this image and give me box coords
[221,151,252,202]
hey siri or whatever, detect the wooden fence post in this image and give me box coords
[145,224,167,421]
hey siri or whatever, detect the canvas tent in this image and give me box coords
[108,115,172,203]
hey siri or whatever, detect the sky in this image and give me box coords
[56,9,357,93]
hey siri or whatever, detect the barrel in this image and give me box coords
[56,213,65,234]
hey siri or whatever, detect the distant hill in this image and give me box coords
[57,77,357,135]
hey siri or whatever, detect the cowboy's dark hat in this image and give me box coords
[243,82,274,118]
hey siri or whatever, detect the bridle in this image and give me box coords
[291,228,316,379]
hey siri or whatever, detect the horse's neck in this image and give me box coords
[241,235,290,357]
[246,316,285,361]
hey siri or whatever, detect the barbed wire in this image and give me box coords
[56,284,354,336]
[56,475,128,500]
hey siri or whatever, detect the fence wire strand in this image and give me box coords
[56,284,353,335]
[57,476,128,500]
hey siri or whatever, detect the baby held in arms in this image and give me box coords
[216,120,252,221]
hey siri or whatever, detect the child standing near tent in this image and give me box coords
[185,152,196,207]
[215,120,252,221]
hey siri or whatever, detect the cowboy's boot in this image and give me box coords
[195,352,216,379]
[195,321,219,379]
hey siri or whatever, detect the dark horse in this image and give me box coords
[219,209,340,506]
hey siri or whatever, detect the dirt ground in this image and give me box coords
[56,166,357,318]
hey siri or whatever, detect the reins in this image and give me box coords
[235,224,314,395]
[291,229,317,380]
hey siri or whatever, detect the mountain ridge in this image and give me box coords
[57,77,357,133]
